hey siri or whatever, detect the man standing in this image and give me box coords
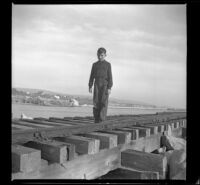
[89,47,113,123]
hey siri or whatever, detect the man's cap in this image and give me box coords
[97,47,106,54]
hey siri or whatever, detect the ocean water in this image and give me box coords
[12,103,171,119]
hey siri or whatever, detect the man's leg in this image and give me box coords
[99,86,109,122]
[93,84,100,123]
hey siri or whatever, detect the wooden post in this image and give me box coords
[12,145,41,173]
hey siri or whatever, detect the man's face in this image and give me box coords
[98,52,106,61]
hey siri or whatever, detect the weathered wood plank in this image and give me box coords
[12,124,35,130]
[13,120,53,129]
[135,125,158,135]
[14,146,121,179]
[12,113,186,144]
[49,118,88,126]
[99,167,159,179]
[23,140,67,164]
[148,124,165,133]
[174,121,180,128]
[121,149,167,179]
[182,127,186,139]
[169,123,175,130]
[98,130,131,144]
[50,140,76,161]
[80,132,118,149]
[12,145,41,173]
[129,126,151,137]
[22,119,70,127]
[12,126,22,131]
[54,135,100,155]
[114,128,139,140]
[19,119,55,128]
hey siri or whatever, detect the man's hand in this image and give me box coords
[108,89,111,95]
[89,88,92,93]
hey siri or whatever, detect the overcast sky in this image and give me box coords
[12,4,186,108]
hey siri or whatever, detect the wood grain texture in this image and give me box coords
[80,132,118,149]
[12,145,41,173]
[115,128,139,140]
[54,135,100,154]
[121,149,167,179]
[98,130,131,144]
[23,140,67,164]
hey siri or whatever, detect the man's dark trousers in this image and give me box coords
[93,80,109,123]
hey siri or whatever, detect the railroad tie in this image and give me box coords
[79,132,118,150]
[128,126,151,138]
[12,145,41,173]
[135,125,158,135]
[97,130,131,144]
[53,135,100,155]
[114,127,139,140]
[23,140,68,164]
[121,149,167,179]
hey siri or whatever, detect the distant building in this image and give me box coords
[54,95,60,99]
[70,99,79,106]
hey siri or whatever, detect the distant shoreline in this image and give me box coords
[12,102,186,112]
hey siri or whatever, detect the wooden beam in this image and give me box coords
[114,128,139,140]
[13,146,121,179]
[50,140,76,161]
[170,123,175,130]
[80,132,118,149]
[174,121,180,129]
[99,167,159,179]
[121,149,167,179]
[12,145,41,173]
[129,126,151,137]
[182,127,186,139]
[48,118,83,126]
[13,120,53,129]
[22,119,70,127]
[98,130,131,144]
[54,135,100,155]
[23,140,67,164]
[135,125,158,135]
[146,124,165,133]
[18,119,54,128]
[12,124,35,130]
[12,113,186,144]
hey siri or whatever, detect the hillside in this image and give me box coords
[12,87,162,108]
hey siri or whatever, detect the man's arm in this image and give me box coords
[88,63,95,93]
[107,63,113,91]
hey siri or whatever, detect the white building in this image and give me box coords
[70,99,79,106]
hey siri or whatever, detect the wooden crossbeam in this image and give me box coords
[12,145,41,173]
[23,140,67,164]
[99,167,159,179]
[135,125,158,135]
[80,132,118,149]
[121,149,167,179]
[54,135,100,155]
[98,130,131,144]
[114,127,139,140]
[129,126,151,137]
